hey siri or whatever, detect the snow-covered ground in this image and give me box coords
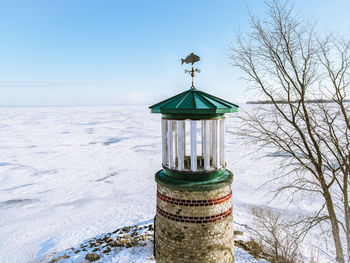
[46,219,270,263]
[0,105,336,262]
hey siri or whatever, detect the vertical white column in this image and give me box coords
[210,120,214,167]
[167,120,173,168]
[200,120,204,168]
[216,119,220,168]
[201,120,204,157]
[213,119,219,169]
[177,120,184,170]
[212,120,216,168]
[173,120,177,168]
[190,120,197,171]
[204,120,210,170]
[220,118,226,167]
[183,121,186,157]
[161,118,167,166]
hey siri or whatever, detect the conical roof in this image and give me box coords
[149,87,238,115]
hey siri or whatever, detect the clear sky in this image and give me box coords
[0,0,349,106]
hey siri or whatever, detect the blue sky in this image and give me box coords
[0,0,349,106]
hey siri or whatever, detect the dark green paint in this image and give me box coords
[161,113,226,120]
[155,169,233,191]
[163,166,226,181]
[149,87,239,115]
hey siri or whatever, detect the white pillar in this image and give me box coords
[213,119,219,169]
[204,120,210,170]
[220,118,226,167]
[161,118,167,166]
[191,120,197,171]
[173,120,177,168]
[183,121,186,157]
[167,120,173,168]
[177,120,184,171]
[210,120,214,167]
[201,120,204,166]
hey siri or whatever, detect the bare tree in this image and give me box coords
[251,206,305,263]
[229,1,350,262]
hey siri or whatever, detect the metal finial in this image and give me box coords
[181,53,200,88]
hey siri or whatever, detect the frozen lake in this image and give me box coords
[0,105,332,262]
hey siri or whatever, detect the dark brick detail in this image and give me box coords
[157,191,232,206]
[157,206,233,223]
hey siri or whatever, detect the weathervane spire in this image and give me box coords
[181,53,200,89]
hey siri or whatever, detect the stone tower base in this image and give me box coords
[155,171,234,263]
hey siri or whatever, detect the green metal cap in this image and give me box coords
[149,87,239,116]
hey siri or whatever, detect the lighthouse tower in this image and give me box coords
[149,54,238,263]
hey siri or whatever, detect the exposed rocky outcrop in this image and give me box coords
[48,221,154,262]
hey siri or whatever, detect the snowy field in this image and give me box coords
[0,105,336,262]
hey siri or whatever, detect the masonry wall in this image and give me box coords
[155,183,234,263]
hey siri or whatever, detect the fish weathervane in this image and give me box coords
[181,53,201,89]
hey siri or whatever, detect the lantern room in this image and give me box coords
[150,87,238,174]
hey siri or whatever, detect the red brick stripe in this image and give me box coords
[157,191,232,206]
[157,206,233,223]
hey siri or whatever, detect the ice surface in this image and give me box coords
[0,105,335,262]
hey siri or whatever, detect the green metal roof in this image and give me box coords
[149,87,239,115]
